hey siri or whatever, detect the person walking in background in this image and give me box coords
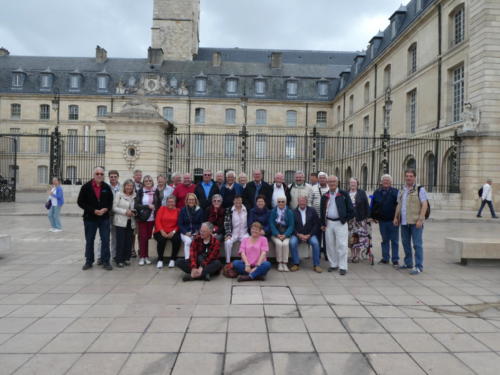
[270,196,295,271]
[233,222,272,282]
[370,174,400,267]
[393,169,429,275]
[154,195,181,269]
[347,178,370,263]
[271,172,291,208]
[77,167,114,270]
[288,171,313,209]
[194,169,220,210]
[320,175,354,276]
[173,173,196,209]
[243,169,273,209]
[220,170,243,209]
[290,196,322,273]
[178,193,204,260]
[113,179,136,268]
[205,194,225,242]
[135,175,156,266]
[477,178,497,218]
[247,195,271,236]
[224,195,248,264]
[47,177,64,232]
[176,222,222,282]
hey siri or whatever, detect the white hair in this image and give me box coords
[226,170,236,178]
[380,174,392,182]
[318,172,328,178]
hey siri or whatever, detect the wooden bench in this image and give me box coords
[0,234,11,252]
[446,237,500,265]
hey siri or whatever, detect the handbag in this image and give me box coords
[45,200,52,210]
[137,206,152,222]
[223,263,238,278]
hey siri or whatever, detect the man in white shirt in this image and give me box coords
[288,171,313,209]
[477,178,497,218]
[272,172,290,208]
[310,172,329,259]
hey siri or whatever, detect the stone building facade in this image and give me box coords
[0,0,499,209]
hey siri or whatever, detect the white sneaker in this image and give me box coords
[168,260,175,268]
[278,263,283,272]
[282,264,290,272]
[53,229,62,232]
[139,258,145,266]
[145,257,152,265]
[157,261,163,269]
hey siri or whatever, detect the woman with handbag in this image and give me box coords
[113,179,136,267]
[178,193,204,260]
[232,222,271,281]
[47,177,64,232]
[134,175,156,266]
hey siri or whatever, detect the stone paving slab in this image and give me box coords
[1,215,500,374]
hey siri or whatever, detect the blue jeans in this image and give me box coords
[379,220,399,263]
[290,235,321,266]
[84,218,110,265]
[233,260,271,279]
[401,224,424,270]
[48,205,62,229]
[477,200,497,218]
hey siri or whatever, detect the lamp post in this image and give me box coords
[50,88,61,179]
[381,87,392,174]
[239,94,248,173]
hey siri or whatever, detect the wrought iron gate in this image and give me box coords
[0,135,17,202]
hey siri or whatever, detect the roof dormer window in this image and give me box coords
[391,21,397,39]
[69,74,81,91]
[11,71,25,88]
[226,77,238,94]
[40,74,52,90]
[255,78,266,96]
[97,75,109,92]
[317,80,329,97]
[286,79,298,97]
[195,76,207,94]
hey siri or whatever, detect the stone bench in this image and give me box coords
[148,238,311,261]
[446,237,500,265]
[0,234,11,252]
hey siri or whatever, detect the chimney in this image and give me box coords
[271,52,283,69]
[369,31,384,57]
[95,45,108,63]
[0,47,10,56]
[212,52,222,67]
[148,47,164,65]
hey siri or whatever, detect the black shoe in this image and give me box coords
[124,260,131,266]
[339,269,347,276]
[82,263,92,270]
[117,263,125,268]
[378,259,389,264]
[182,274,192,282]
[97,258,103,266]
[103,263,113,271]
[255,276,266,281]
[131,250,137,258]
[328,267,338,272]
[204,273,211,282]
[477,215,482,218]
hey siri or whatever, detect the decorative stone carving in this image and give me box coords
[178,81,189,96]
[462,103,481,132]
[116,80,126,95]
[122,141,141,170]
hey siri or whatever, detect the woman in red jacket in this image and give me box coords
[154,195,181,269]
[205,194,225,242]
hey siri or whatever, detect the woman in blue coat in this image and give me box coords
[247,195,271,236]
[178,193,204,259]
[270,196,295,271]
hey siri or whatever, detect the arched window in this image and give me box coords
[444,149,459,193]
[349,95,354,115]
[408,43,417,75]
[361,164,368,190]
[404,156,417,171]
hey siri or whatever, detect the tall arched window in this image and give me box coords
[408,43,417,75]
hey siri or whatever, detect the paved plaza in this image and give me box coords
[0,197,500,374]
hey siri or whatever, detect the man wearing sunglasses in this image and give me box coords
[77,167,114,271]
[194,169,220,210]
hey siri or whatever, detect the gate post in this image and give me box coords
[311,126,318,176]
[381,128,390,174]
[450,130,461,193]
[49,127,62,179]
[239,124,248,174]
[165,122,177,182]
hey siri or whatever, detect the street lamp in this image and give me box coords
[51,88,60,131]
[381,87,392,174]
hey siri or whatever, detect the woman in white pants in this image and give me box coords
[270,197,295,271]
[223,195,248,263]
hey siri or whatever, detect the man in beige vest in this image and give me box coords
[393,169,428,275]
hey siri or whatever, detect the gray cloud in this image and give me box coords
[0,0,406,58]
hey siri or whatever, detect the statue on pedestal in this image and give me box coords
[462,102,481,132]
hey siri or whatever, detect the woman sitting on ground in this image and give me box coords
[247,195,271,236]
[178,193,204,260]
[176,222,222,282]
[154,195,181,269]
[205,194,225,242]
[232,222,271,282]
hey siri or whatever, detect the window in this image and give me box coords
[318,81,328,96]
[285,136,297,160]
[163,107,174,122]
[407,89,417,133]
[256,109,267,125]
[69,75,81,90]
[37,166,49,185]
[348,124,354,152]
[364,82,370,105]
[452,64,465,122]
[39,129,49,153]
[316,111,327,126]
[9,128,20,152]
[224,134,237,158]
[11,73,24,88]
[256,135,267,159]
[286,110,297,127]
[286,80,298,96]
[226,78,238,94]
[453,7,465,45]
[255,79,266,95]
[66,166,77,184]
[40,104,50,120]
[384,65,391,89]
[363,116,370,147]
[225,108,236,125]
[96,130,105,154]
[10,103,21,119]
[408,43,417,75]
[391,21,397,39]
[40,74,52,90]
[317,136,326,160]
[195,78,207,93]
[68,105,79,120]
[349,95,354,115]
[195,108,205,124]
[97,76,109,91]
[97,105,108,117]
[194,134,204,157]
[67,129,78,154]
[416,0,423,12]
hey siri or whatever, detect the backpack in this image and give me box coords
[417,186,431,220]
[478,187,483,198]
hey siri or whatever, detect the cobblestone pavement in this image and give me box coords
[0,211,499,374]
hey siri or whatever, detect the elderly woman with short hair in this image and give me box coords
[113,179,136,267]
[270,196,295,271]
[233,222,271,281]
[176,222,222,281]
[205,194,225,242]
[154,195,181,269]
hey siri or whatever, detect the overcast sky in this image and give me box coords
[0,0,409,58]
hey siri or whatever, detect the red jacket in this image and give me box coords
[173,183,196,209]
[189,235,220,269]
[154,206,179,234]
[206,205,225,234]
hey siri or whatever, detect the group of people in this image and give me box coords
[76,166,431,280]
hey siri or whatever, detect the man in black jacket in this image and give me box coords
[243,169,273,209]
[77,167,114,270]
[320,176,354,275]
[290,196,322,273]
[194,169,220,210]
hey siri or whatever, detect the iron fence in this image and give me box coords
[0,136,17,201]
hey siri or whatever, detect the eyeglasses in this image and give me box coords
[277,200,286,203]
[213,199,222,202]
[95,173,104,176]
[109,175,118,178]
[144,180,153,183]
[203,174,212,176]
